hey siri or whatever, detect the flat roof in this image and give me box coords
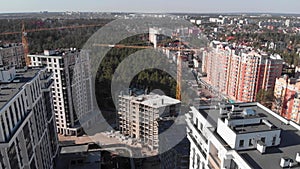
[233,122,278,134]
[121,93,180,108]
[0,43,22,49]
[198,102,300,169]
[28,50,80,58]
[219,109,279,134]
[0,69,40,110]
[60,144,89,154]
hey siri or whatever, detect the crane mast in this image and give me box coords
[21,22,30,66]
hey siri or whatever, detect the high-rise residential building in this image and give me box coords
[0,43,25,68]
[186,102,300,169]
[273,76,300,123]
[204,41,283,102]
[28,49,93,136]
[149,27,173,48]
[118,93,181,151]
[0,67,58,169]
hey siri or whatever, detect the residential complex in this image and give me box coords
[186,102,300,169]
[0,67,58,169]
[2,11,300,169]
[203,41,283,102]
[28,49,93,136]
[273,76,300,123]
[118,93,180,151]
[0,43,25,68]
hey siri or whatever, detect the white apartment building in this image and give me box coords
[149,27,173,48]
[0,67,58,169]
[118,93,181,151]
[187,102,300,169]
[28,49,93,136]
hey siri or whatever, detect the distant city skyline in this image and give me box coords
[0,0,300,14]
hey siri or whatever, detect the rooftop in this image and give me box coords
[219,108,279,134]
[0,69,40,110]
[121,93,180,108]
[0,43,22,49]
[60,144,89,154]
[28,49,80,58]
[198,102,300,169]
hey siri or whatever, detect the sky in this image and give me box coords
[0,0,300,14]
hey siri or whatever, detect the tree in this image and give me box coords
[256,89,275,108]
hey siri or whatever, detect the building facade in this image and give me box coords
[0,43,25,68]
[28,49,93,136]
[273,76,300,123]
[118,93,180,151]
[204,41,283,102]
[0,67,58,169]
[187,102,300,169]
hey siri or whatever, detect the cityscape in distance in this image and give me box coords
[1,1,300,169]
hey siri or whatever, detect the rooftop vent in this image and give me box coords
[262,119,275,129]
[256,140,266,154]
[296,153,300,163]
[280,157,296,168]
[44,50,56,56]
[136,97,144,102]
[242,108,256,117]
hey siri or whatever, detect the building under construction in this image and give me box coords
[118,93,180,151]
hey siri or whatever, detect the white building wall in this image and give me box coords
[235,130,281,150]
[29,52,92,136]
[217,118,237,148]
[0,68,58,169]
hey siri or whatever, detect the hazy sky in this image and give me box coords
[1,0,300,14]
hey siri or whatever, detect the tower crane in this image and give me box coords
[1,21,199,101]
[94,42,199,101]
[21,21,30,66]
[0,22,106,66]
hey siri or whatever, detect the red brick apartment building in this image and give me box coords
[274,76,300,123]
[203,41,283,102]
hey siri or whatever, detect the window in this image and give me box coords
[249,139,253,146]
[272,137,276,145]
[229,159,239,169]
[261,137,266,143]
[239,140,244,147]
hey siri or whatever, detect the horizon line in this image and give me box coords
[0,11,300,15]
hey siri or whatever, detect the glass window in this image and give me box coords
[239,140,244,147]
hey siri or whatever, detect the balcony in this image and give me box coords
[208,153,221,169]
[187,132,207,159]
[41,72,53,82]
[41,79,54,92]
[187,119,208,144]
